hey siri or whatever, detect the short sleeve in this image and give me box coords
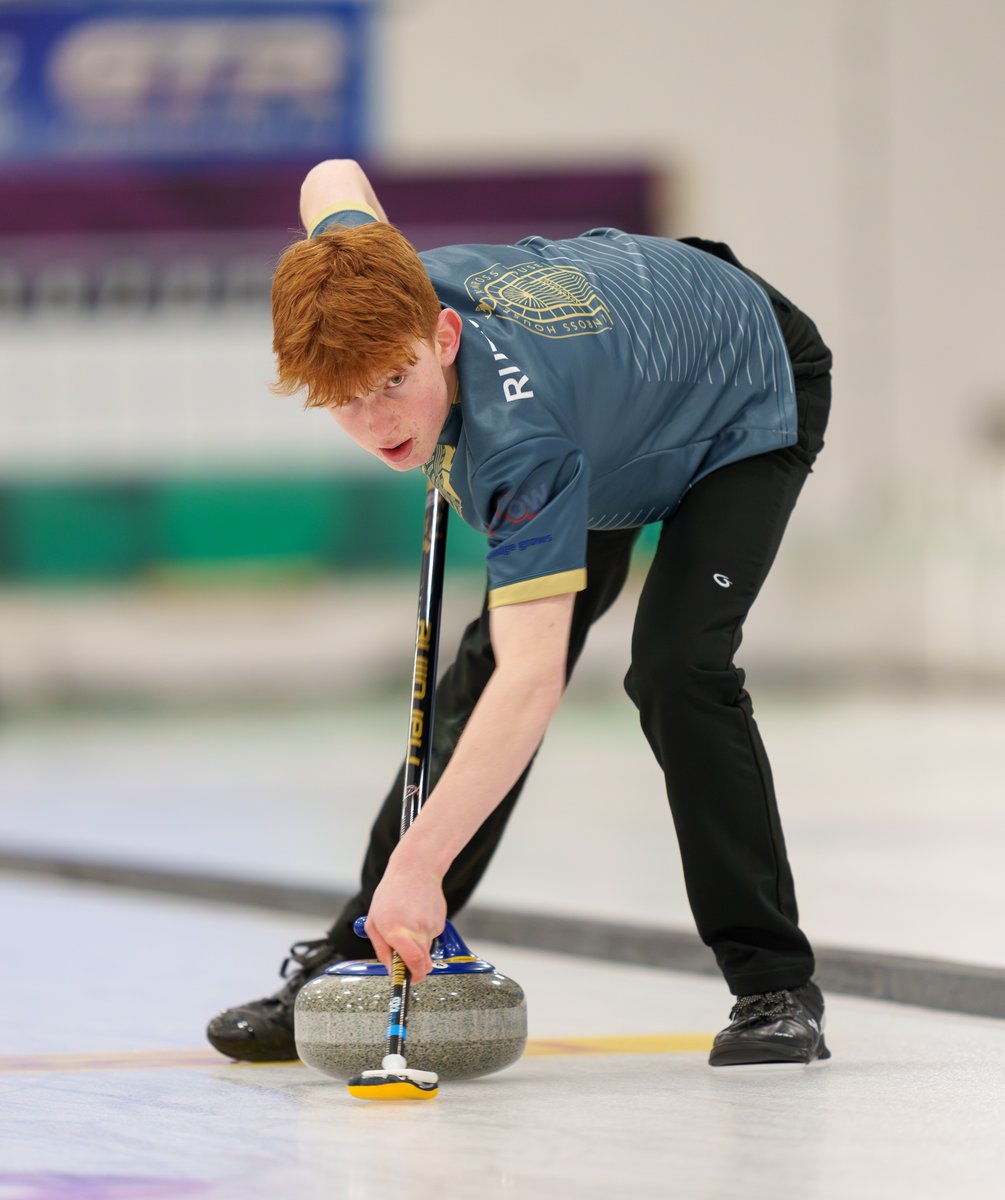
[309,205,380,237]
[477,439,590,609]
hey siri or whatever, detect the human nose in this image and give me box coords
[365,395,398,441]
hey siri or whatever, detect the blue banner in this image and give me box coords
[0,1,373,162]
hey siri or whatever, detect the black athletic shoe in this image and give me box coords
[206,938,347,1062]
[708,980,831,1069]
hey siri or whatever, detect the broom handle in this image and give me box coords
[384,483,449,1062]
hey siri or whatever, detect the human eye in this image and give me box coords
[386,372,406,390]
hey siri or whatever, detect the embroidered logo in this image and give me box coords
[713,574,732,588]
[464,262,614,339]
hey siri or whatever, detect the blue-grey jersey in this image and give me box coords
[312,211,797,608]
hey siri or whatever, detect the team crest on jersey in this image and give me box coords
[464,262,614,338]
[422,444,463,516]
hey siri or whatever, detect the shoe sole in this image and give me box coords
[206,1027,300,1064]
[708,1039,832,1072]
[210,1050,301,1064]
[707,1056,831,1073]
[709,1027,834,1075]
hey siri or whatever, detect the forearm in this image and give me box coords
[299,158,387,233]
[362,592,574,977]
[392,661,564,878]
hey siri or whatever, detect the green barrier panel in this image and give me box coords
[335,474,426,568]
[634,522,660,562]
[0,475,666,584]
[333,476,488,572]
[2,481,152,582]
[154,477,349,566]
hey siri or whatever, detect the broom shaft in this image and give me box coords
[385,483,449,1061]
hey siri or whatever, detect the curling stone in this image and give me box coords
[294,920,526,1081]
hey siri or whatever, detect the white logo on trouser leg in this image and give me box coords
[713,574,732,588]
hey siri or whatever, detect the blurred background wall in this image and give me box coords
[1,0,1002,703]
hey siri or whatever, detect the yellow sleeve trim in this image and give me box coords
[306,201,380,237]
[487,569,587,610]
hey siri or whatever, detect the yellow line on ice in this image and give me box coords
[0,1034,713,1076]
[525,1034,713,1057]
[0,1049,230,1074]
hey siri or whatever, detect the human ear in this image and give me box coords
[434,308,463,366]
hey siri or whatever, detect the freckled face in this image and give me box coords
[328,309,461,472]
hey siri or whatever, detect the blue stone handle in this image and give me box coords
[352,915,472,959]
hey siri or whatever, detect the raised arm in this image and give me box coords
[299,158,388,235]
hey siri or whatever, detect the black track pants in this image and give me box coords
[623,372,830,994]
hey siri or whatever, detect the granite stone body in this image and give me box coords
[295,963,527,1081]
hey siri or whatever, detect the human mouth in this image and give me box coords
[379,438,415,464]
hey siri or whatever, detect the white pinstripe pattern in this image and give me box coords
[531,233,786,392]
[590,505,670,530]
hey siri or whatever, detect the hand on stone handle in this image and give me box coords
[365,852,446,983]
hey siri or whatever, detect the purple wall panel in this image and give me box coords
[0,162,658,248]
[0,162,660,312]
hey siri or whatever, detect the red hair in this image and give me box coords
[271,223,441,408]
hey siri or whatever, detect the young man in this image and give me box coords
[208,159,833,1069]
